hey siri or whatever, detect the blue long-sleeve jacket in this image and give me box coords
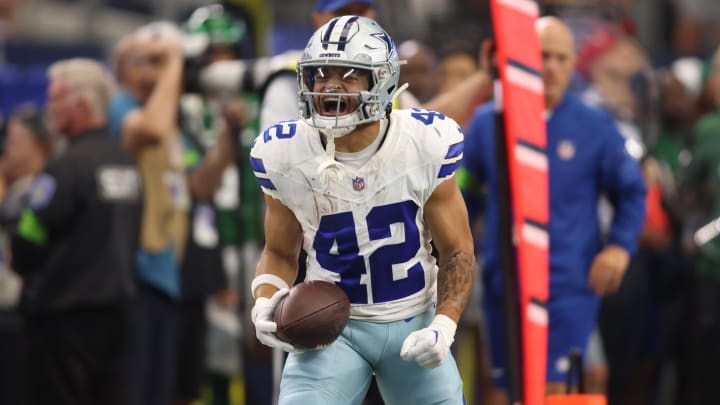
[461,92,646,300]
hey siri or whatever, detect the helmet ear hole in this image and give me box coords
[300,99,310,120]
[384,103,393,116]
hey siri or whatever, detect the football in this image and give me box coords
[273,280,350,349]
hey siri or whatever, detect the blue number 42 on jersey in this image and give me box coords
[313,200,426,304]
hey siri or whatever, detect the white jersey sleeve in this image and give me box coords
[250,111,464,322]
[407,108,465,195]
[248,119,317,205]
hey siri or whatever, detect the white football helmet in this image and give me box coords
[298,16,403,137]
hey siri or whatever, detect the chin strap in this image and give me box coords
[390,82,410,106]
[317,128,346,185]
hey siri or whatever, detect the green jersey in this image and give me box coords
[684,111,720,277]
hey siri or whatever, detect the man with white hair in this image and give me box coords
[11,58,142,405]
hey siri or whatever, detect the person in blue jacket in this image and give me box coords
[459,17,646,402]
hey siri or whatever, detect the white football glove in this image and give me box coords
[250,288,301,353]
[400,314,457,368]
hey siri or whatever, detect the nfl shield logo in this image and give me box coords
[352,177,365,191]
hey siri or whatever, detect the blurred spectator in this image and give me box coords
[0,104,53,405]
[182,4,270,404]
[176,96,246,405]
[398,39,438,104]
[11,58,141,405]
[435,38,488,401]
[675,42,720,405]
[108,24,189,405]
[577,23,684,405]
[578,26,651,133]
[437,40,490,128]
[174,5,250,404]
[0,106,54,307]
[653,58,701,177]
[646,62,697,399]
[698,47,720,115]
[0,0,18,28]
[651,56,699,243]
[438,41,479,94]
[672,0,720,56]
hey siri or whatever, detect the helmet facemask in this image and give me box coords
[299,65,389,137]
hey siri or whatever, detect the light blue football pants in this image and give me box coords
[279,307,465,405]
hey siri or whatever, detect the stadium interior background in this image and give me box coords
[0,0,708,119]
[2,1,720,405]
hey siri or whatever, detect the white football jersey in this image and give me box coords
[250,109,464,322]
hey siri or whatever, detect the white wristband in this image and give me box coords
[251,274,290,299]
[431,314,458,343]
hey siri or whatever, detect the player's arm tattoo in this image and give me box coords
[436,251,476,322]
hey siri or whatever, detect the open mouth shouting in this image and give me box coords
[317,95,356,116]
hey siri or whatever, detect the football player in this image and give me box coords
[249,16,476,404]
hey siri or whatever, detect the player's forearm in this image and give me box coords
[139,56,183,141]
[435,250,476,323]
[253,249,299,299]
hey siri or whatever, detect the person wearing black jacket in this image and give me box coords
[11,58,142,405]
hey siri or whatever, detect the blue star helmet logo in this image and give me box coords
[371,31,394,55]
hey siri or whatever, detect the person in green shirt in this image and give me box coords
[677,45,720,404]
[178,5,264,405]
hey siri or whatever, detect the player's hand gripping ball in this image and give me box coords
[273,280,350,349]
